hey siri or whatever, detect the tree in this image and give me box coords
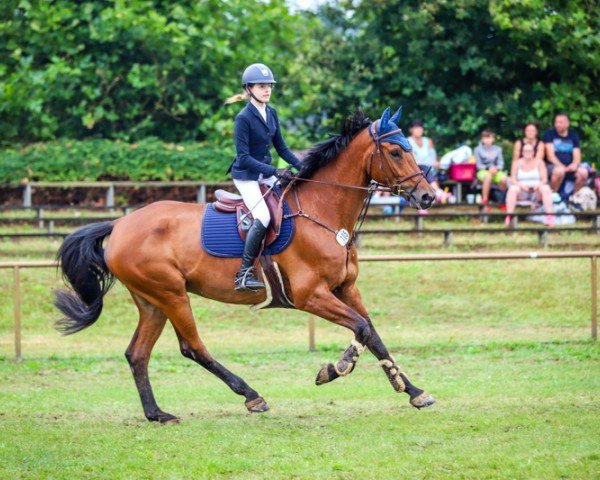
[309,0,599,160]
[0,0,317,144]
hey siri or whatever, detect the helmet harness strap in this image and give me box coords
[244,85,265,105]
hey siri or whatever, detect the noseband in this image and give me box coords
[367,122,426,199]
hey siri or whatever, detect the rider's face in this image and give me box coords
[249,83,273,103]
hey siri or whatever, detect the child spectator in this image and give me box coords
[474,129,507,209]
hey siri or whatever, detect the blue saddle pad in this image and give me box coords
[201,199,295,258]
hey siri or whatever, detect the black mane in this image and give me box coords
[298,110,371,179]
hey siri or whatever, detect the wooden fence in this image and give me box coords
[1,251,597,360]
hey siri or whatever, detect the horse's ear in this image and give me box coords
[379,107,391,134]
[390,106,403,124]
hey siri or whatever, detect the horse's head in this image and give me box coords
[367,107,436,209]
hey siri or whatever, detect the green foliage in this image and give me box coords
[0,138,234,182]
[0,0,597,174]
[0,0,314,143]
[308,0,599,159]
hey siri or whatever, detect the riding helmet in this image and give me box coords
[241,64,277,86]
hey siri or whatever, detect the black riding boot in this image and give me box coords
[235,219,267,292]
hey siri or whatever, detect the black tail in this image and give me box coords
[54,221,116,335]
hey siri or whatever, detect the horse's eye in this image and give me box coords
[390,150,401,159]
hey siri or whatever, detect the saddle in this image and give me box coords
[213,186,284,246]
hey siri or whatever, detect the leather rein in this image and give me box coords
[281,121,426,250]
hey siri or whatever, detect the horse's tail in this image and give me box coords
[54,221,116,335]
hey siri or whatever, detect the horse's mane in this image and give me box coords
[298,110,371,179]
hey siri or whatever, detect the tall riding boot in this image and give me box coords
[235,219,267,292]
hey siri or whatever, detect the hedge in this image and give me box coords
[0,138,236,183]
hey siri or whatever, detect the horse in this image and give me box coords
[55,107,437,423]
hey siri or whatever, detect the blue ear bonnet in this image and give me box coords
[375,107,412,152]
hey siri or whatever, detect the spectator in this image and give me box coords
[543,112,587,197]
[408,119,443,198]
[512,122,544,165]
[505,143,553,227]
[474,129,507,209]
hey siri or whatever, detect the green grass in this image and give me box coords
[0,227,598,478]
[1,343,598,479]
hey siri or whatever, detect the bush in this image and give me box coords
[0,138,236,182]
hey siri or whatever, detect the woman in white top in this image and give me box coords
[408,119,442,198]
[505,143,553,227]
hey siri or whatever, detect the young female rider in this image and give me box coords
[226,63,302,292]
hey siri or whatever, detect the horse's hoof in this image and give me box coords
[315,364,338,386]
[245,396,270,413]
[410,392,436,409]
[148,412,180,424]
[160,416,181,425]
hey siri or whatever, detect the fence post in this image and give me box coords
[592,255,597,340]
[416,216,423,237]
[443,231,453,247]
[197,184,207,204]
[23,184,32,208]
[308,316,315,351]
[37,208,44,229]
[106,184,115,210]
[14,266,22,361]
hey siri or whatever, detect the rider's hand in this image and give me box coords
[275,168,295,182]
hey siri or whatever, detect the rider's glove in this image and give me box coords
[275,168,295,183]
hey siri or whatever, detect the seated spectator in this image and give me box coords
[474,129,507,210]
[512,122,544,165]
[371,190,394,215]
[505,143,553,227]
[408,119,444,199]
[543,112,588,198]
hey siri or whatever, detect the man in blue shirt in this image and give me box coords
[543,113,587,195]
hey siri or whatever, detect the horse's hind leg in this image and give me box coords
[125,293,178,424]
[163,299,269,413]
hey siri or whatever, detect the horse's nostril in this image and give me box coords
[421,193,434,208]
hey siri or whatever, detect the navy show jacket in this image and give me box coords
[231,103,302,180]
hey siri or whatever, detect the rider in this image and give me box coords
[227,63,302,292]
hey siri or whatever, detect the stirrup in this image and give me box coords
[234,267,265,292]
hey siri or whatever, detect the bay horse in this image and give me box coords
[55,107,437,423]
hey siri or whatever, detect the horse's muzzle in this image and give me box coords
[418,192,434,210]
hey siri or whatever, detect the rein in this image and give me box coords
[281,120,425,250]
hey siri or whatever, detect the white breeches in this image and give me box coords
[233,175,277,228]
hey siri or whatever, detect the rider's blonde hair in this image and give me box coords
[224,91,250,105]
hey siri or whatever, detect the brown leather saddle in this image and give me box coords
[213,186,284,246]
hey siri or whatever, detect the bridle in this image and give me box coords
[281,120,429,252]
[367,121,426,200]
[288,120,427,202]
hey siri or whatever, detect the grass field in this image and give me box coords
[1,218,599,479]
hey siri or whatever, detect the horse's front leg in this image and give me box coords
[333,283,436,409]
[295,284,372,385]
